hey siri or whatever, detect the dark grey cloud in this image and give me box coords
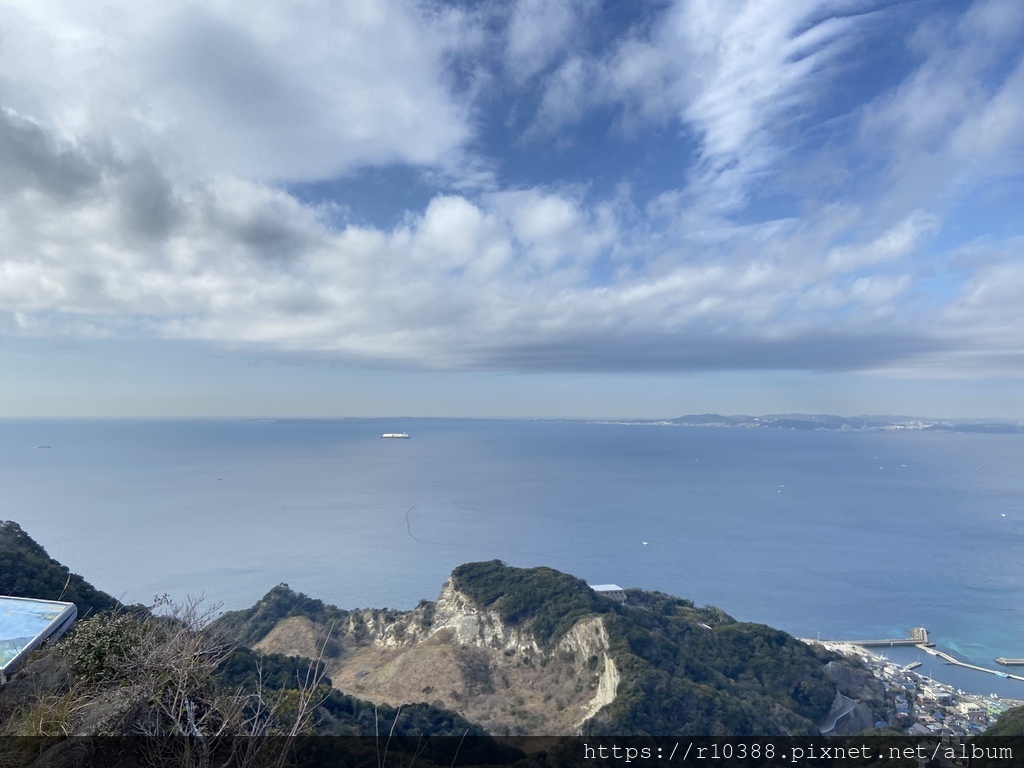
[232,216,316,263]
[0,109,181,243]
[146,8,314,141]
[473,331,946,373]
[117,158,181,241]
[198,189,321,264]
[272,291,334,316]
[0,110,100,199]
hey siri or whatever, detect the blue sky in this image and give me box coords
[1,0,1023,418]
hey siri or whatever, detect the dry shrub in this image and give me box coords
[37,596,330,768]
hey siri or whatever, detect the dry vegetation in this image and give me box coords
[248,592,619,735]
[0,597,330,768]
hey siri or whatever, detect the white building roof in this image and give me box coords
[590,584,624,592]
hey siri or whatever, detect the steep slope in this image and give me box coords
[598,588,837,735]
[0,520,120,617]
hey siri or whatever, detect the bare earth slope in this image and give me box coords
[251,579,619,735]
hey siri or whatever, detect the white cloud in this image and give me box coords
[0,113,935,373]
[857,0,1024,214]
[0,0,472,182]
[946,259,1024,343]
[824,212,940,273]
[947,58,1024,159]
[1,0,1023,381]
[530,57,595,138]
[0,139,1003,376]
[505,0,596,83]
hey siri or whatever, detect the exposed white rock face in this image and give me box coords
[428,580,544,656]
[260,579,620,734]
[558,616,620,727]
[421,581,619,729]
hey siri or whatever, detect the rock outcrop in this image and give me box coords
[824,660,886,702]
[253,578,619,735]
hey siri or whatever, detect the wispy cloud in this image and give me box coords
[528,0,882,209]
[504,0,598,83]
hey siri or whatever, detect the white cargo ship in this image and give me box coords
[381,433,410,439]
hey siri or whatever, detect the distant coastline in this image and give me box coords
[5,414,1021,433]
[579,413,1024,433]
[236,413,1024,433]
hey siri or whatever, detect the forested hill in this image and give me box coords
[0,520,120,617]
[450,560,845,735]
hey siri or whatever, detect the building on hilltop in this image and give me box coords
[589,584,627,603]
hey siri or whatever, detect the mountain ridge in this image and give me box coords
[212,559,885,736]
[0,521,969,742]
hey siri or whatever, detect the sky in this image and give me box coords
[1,0,1023,419]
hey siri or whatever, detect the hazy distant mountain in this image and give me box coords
[667,414,1024,433]
[668,413,744,426]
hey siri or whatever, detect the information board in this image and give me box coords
[0,596,77,683]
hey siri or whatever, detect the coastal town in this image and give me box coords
[812,640,1024,739]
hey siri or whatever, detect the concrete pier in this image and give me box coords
[805,628,1024,683]
[842,627,932,647]
[921,647,1024,682]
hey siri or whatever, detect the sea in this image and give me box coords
[2,418,1023,697]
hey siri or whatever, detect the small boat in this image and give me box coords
[381,433,411,439]
[995,672,1009,678]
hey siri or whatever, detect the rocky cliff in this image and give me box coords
[214,560,883,736]
[245,578,620,735]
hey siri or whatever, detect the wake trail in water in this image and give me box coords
[405,505,444,545]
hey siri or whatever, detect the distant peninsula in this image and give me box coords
[585,413,1024,433]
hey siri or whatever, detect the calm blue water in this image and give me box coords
[2,418,1022,695]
